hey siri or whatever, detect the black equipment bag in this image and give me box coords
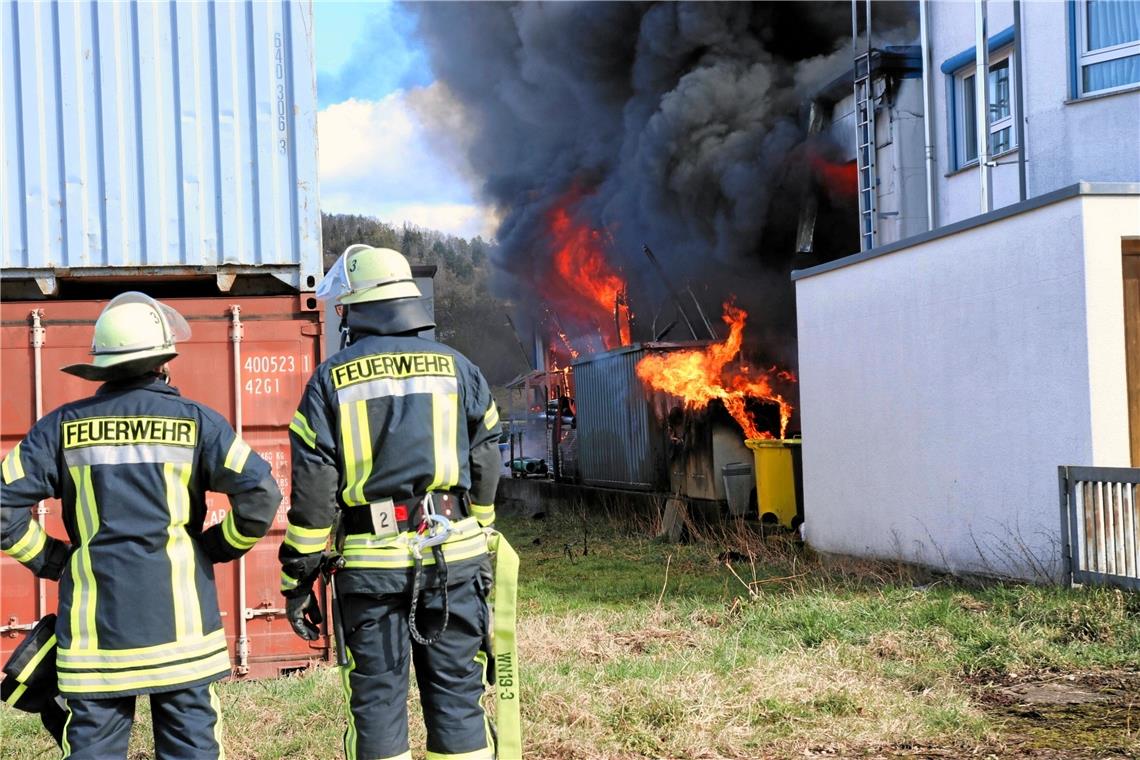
[1,613,59,713]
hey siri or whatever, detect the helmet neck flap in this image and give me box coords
[342,297,436,343]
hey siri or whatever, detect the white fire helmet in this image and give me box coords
[61,292,191,381]
[316,244,422,306]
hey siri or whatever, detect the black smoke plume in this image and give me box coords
[411,1,915,366]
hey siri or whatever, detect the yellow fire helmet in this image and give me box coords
[61,292,191,381]
[317,244,422,306]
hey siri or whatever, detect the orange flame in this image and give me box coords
[635,304,794,440]
[544,197,631,350]
[556,328,580,360]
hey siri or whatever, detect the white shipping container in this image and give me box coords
[0,0,321,294]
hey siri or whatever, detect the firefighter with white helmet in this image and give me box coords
[0,292,281,758]
[280,245,519,760]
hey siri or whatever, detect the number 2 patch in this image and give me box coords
[369,498,399,538]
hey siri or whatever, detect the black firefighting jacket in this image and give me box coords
[281,332,502,596]
[0,376,281,698]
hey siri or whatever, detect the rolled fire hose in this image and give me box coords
[487,531,520,759]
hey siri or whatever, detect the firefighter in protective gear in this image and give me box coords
[0,292,282,759]
[281,245,505,760]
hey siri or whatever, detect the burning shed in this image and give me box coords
[574,342,702,492]
[574,309,796,513]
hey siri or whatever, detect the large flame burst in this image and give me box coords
[635,303,794,440]
[544,196,631,351]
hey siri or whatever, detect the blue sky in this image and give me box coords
[314,1,431,107]
[313,1,495,239]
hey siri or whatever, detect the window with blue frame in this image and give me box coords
[951,50,1017,169]
[1073,0,1140,96]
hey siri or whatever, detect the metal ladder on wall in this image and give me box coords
[853,1,877,252]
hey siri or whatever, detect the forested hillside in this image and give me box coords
[321,213,531,385]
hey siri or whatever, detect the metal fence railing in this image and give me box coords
[1058,466,1140,590]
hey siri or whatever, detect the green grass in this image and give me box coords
[3,509,1138,758]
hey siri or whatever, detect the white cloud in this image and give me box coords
[318,85,497,240]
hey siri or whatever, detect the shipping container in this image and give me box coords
[0,0,321,297]
[0,294,330,678]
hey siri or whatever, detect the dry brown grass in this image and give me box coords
[520,611,990,760]
[521,609,708,668]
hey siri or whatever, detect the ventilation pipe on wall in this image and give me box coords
[1013,0,1028,201]
[919,0,938,230]
[974,0,994,213]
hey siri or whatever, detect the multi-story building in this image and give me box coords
[793,0,1139,583]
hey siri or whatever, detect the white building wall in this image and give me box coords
[927,1,1140,227]
[794,192,1138,581]
[1021,8,1140,198]
[1081,196,1137,463]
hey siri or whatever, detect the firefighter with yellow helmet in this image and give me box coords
[0,292,281,758]
[280,246,519,760]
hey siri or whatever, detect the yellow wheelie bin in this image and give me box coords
[744,438,803,528]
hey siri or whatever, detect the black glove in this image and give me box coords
[286,591,323,641]
[38,540,73,581]
[197,527,233,565]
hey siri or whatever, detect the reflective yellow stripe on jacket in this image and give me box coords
[220,511,258,552]
[2,442,25,483]
[4,520,48,564]
[341,517,488,569]
[289,412,318,449]
[427,393,460,491]
[164,462,202,641]
[283,524,331,555]
[58,628,227,669]
[57,629,231,695]
[58,651,230,693]
[482,402,499,431]
[223,437,252,473]
[67,465,100,651]
[340,400,372,506]
[469,503,495,528]
[280,570,301,593]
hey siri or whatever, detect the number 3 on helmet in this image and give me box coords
[316,245,422,306]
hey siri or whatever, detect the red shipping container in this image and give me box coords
[0,294,331,678]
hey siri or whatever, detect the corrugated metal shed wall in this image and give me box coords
[574,345,664,490]
[0,0,321,291]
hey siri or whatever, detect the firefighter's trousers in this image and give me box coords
[61,682,224,759]
[341,576,493,760]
